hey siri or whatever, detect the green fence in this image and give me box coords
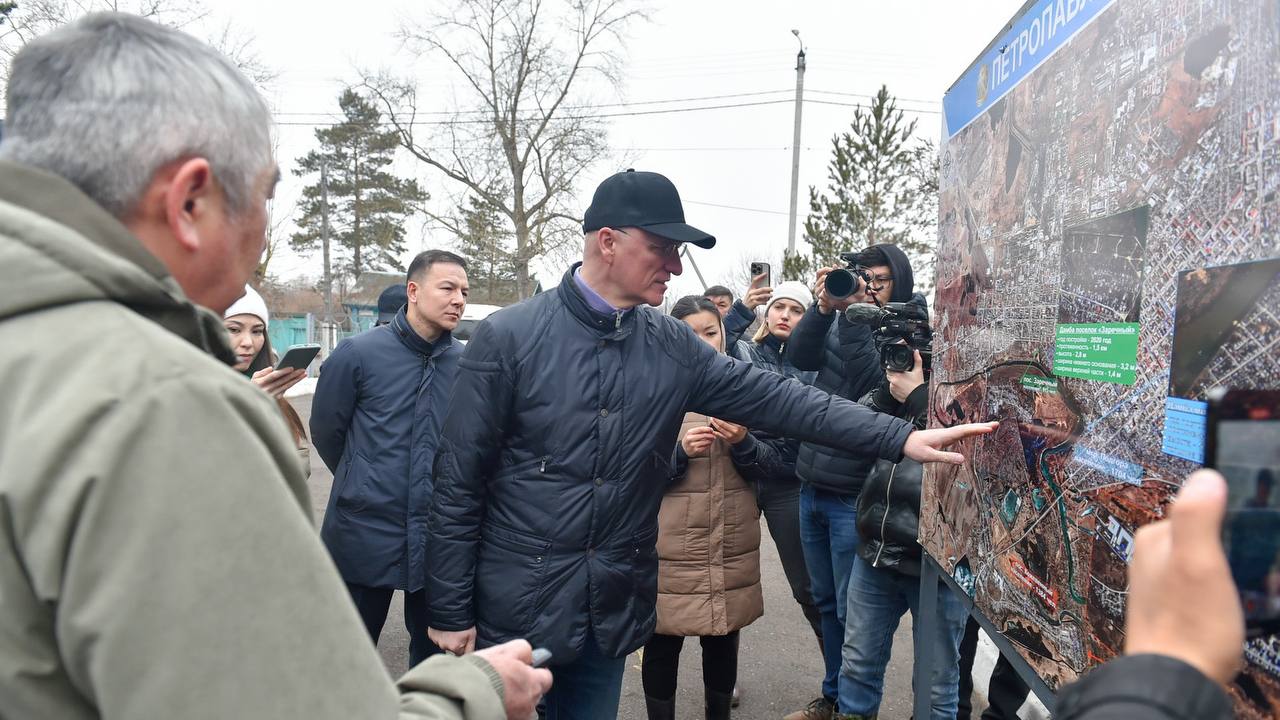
[269,308,379,358]
[269,314,311,355]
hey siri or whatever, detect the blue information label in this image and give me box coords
[943,0,1116,139]
[1162,397,1207,463]
[1072,445,1144,485]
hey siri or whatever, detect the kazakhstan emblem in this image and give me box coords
[976,64,989,107]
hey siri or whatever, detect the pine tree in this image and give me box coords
[291,88,427,281]
[784,85,937,296]
[455,194,517,305]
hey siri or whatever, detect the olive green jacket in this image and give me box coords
[0,161,505,719]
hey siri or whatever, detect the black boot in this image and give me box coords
[645,695,676,720]
[705,689,733,720]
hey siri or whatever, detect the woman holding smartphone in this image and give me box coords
[642,295,779,720]
[730,282,825,649]
[223,285,310,476]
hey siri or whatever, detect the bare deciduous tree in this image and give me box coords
[255,195,297,285]
[0,1,273,98]
[204,18,276,89]
[1,1,203,73]
[364,0,643,299]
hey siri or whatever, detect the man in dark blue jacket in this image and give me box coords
[311,249,468,668]
[425,170,996,720]
[783,243,918,720]
[703,284,735,317]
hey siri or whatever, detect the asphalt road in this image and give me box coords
[294,393,924,719]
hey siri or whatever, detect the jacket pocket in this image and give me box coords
[495,454,552,482]
[656,495,689,561]
[475,523,552,634]
[837,491,861,510]
[334,453,372,514]
[631,526,660,621]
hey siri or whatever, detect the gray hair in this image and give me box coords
[0,12,273,218]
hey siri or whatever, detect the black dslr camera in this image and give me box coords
[843,301,932,374]
[824,252,872,299]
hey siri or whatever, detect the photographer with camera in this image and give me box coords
[783,244,916,720]
[835,299,969,720]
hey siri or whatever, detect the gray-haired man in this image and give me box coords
[0,13,547,719]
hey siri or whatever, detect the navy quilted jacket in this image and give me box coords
[311,308,461,590]
[785,245,916,495]
[425,264,913,663]
[783,306,884,494]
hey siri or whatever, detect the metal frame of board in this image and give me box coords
[912,555,1057,718]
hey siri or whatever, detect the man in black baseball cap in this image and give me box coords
[426,169,997,720]
[562,168,715,309]
[582,168,716,249]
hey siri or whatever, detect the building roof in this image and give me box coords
[344,271,405,308]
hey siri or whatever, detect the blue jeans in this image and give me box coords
[799,484,862,702]
[541,631,627,720]
[838,555,967,718]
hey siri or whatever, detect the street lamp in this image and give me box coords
[787,29,806,257]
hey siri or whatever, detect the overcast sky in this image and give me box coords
[218,0,1026,298]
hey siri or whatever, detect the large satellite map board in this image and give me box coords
[922,0,1280,714]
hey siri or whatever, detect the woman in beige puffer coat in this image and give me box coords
[642,296,780,720]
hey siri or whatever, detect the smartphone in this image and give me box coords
[749,261,771,289]
[531,647,553,668]
[274,343,321,372]
[1206,387,1280,636]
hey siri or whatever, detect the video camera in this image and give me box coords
[843,301,933,374]
[824,252,872,299]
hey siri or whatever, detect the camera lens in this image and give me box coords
[826,268,858,298]
[881,344,913,372]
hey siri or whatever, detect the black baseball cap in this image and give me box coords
[377,284,407,324]
[582,169,716,249]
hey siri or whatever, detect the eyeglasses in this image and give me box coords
[615,228,683,259]
[857,267,893,290]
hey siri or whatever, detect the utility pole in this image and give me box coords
[786,29,806,257]
[320,158,335,354]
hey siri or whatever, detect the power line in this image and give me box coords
[621,146,798,152]
[271,88,797,118]
[624,46,930,68]
[807,98,941,116]
[626,48,798,64]
[808,88,941,106]
[291,143,803,153]
[626,56,936,81]
[270,89,941,129]
[273,98,800,126]
[684,199,790,216]
[273,98,942,128]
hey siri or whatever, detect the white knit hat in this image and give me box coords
[766,280,813,314]
[223,284,270,326]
